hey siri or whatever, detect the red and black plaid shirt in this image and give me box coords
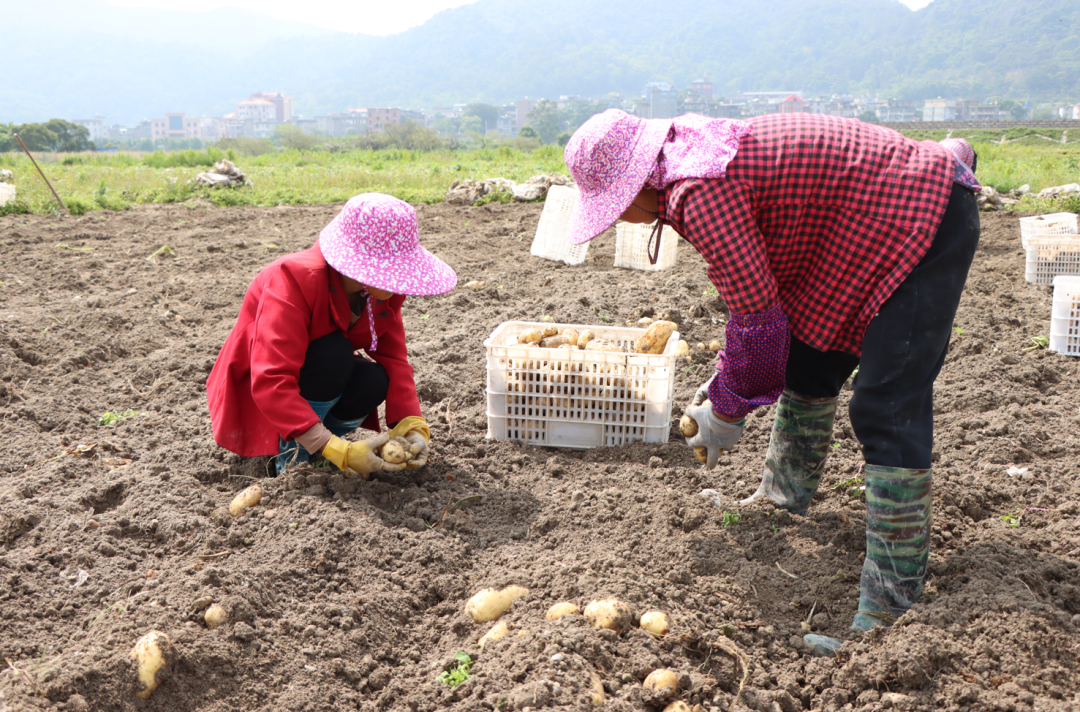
[659,113,955,356]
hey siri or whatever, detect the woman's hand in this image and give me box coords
[389,416,431,470]
[683,401,745,468]
[321,433,405,478]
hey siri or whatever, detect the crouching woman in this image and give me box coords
[207,193,456,477]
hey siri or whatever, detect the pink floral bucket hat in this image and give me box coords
[564,109,672,246]
[319,193,457,297]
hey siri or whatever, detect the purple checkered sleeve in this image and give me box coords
[707,304,790,419]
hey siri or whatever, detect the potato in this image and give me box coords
[558,343,575,350]
[577,330,596,349]
[584,339,621,352]
[637,316,655,326]
[540,334,571,349]
[663,702,693,712]
[696,342,706,350]
[642,669,679,704]
[131,630,172,699]
[478,620,510,648]
[518,328,543,344]
[590,673,606,706]
[709,340,722,352]
[635,320,677,354]
[694,447,708,463]
[379,437,411,464]
[560,328,579,346]
[465,585,529,622]
[675,340,689,358]
[541,324,559,337]
[583,598,633,633]
[545,602,580,620]
[204,604,228,630]
[229,484,262,517]
[639,610,670,637]
[679,415,699,438]
[464,280,486,291]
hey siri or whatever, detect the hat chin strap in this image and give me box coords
[362,287,378,352]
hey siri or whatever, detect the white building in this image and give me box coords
[72,115,107,142]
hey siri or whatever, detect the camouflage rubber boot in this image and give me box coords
[740,389,837,516]
[851,465,932,631]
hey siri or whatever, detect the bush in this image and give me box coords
[144,148,223,168]
[215,137,274,157]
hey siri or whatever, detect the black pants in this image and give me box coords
[297,332,389,420]
[785,183,981,469]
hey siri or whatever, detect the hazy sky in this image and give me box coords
[110,0,934,35]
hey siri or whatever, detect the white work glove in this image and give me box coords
[690,380,711,407]
[683,400,745,469]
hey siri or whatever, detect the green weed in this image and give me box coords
[98,409,141,426]
[147,245,175,262]
[1001,510,1023,528]
[720,510,742,527]
[55,243,92,251]
[832,474,865,497]
[1022,335,1049,351]
[436,651,473,687]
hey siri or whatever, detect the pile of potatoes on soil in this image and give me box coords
[464,585,748,711]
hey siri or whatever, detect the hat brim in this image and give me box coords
[566,118,672,246]
[321,240,458,297]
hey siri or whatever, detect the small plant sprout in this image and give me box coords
[436,651,473,687]
[1001,510,1023,528]
[720,510,742,527]
[953,326,966,335]
[147,245,175,262]
[833,474,865,497]
[55,242,92,251]
[98,410,141,426]
[1022,335,1049,351]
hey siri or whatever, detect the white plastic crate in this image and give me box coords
[614,221,679,271]
[1050,275,1080,357]
[484,321,679,448]
[1019,212,1077,249]
[529,185,589,265]
[0,184,14,207]
[1023,234,1080,285]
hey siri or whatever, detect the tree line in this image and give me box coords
[0,120,95,153]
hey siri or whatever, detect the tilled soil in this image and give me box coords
[0,201,1078,712]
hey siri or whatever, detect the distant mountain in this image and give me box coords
[4,0,1078,125]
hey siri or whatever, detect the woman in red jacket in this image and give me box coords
[207,193,456,476]
[564,110,980,651]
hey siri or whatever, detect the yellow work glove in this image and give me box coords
[388,416,430,469]
[321,433,405,479]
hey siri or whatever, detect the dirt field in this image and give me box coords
[0,201,1078,712]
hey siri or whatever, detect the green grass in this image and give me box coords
[98,409,141,426]
[0,145,567,216]
[2,132,1078,216]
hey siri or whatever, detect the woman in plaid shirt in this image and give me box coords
[564,110,981,648]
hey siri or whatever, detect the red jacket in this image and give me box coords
[206,242,421,456]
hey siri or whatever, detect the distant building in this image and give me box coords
[248,92,293,123]
[876,99,916,122]
[516,100,536,131]
[922,98,1002,122]
[72,115,107,142]
[1059,104,1080,120]
[497,103,518,135]
[237,98,277,123]
[643,82,678,119]
[151,113,200,139]
[778,94,807,114]
[689,79,713,103]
